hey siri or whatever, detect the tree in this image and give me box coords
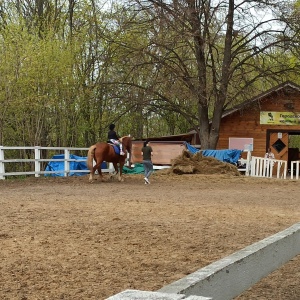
[122,0,300,149]
[0,0,131,147]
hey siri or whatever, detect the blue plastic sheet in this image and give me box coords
[184,142,200,154]
[45,154,89,177]
[201,149,242,164]
[184,142,242,164]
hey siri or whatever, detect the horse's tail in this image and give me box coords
[87,144,97,171]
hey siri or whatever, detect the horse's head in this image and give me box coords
[120,136,132,153]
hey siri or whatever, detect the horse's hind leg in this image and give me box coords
[110,163,119,181]
[89,161,103,183]
[89,165,97,183]
[89,165,96,183]
[89,168,95,183]
[97,165,104,182]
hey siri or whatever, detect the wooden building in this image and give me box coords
[131,81,300,167]
[131,132,198,165]
[217,81,300,168]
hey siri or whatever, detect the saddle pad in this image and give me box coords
[112,144,120,155]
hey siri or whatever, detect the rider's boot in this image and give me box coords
[120,144,125,156]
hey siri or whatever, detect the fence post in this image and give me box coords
[281,161,287,179]
[291,161,300,180]
[244,150,251,176]
[109,162,114,173]
[264,158,273,178]
[0,146,5,180]
[251,157,259,177]
[34,146,41,178]
[64,149,70,177]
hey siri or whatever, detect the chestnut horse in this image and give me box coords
[87,136,132,183]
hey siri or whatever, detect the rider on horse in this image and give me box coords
[107,123,125,155]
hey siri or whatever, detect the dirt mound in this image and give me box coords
[168,149,240,176]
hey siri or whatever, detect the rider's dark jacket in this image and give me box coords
[107,130,120,142]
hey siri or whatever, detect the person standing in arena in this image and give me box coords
[141,140,153,184]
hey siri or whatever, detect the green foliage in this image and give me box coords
[1,0,300,149]
[289,135,300,149]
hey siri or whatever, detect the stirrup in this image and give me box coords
[120,151,125,156]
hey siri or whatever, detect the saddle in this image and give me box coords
[107,142,121,155]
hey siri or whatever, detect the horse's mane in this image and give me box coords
[120,135,131,143]
[120,135,130,139]
[120,136,132,151]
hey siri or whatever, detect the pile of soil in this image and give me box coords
[168,149,240,176]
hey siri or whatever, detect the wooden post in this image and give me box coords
[0,146,5,180]
[34,146,41,178]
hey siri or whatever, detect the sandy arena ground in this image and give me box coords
[1,172,300,300]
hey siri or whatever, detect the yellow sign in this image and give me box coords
[260,111,300,125]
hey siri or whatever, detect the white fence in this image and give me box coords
[250,156,287,179]
[237,150,251,176]
[291,160,300,179]
[241,154,300,180]
[0,146,115,180]
[1,146,299,180]
[0,146,168,180]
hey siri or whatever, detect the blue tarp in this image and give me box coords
[45,154,89,177]
[185,142,200,154]
[201,149,242,164]
[184,142,242,164]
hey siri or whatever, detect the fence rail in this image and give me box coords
[2,146,299,181]
[0,146,114,180]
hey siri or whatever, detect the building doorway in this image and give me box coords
[267,130,300,174]
[268,132,288,161]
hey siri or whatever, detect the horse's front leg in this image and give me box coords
[118,163,124,182]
